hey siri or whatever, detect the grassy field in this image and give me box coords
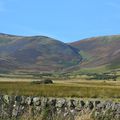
[0,77,120,99]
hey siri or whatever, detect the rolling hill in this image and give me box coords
[0,33,119,73]
[0,33,81,72]
[70,35,120,70]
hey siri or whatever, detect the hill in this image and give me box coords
[0,33,120,73]
[0,33,81,73]
[70,35,120,70]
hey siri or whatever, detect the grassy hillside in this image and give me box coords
[0,33,82,72]
[70,35,120,70]
[0,33,119,73]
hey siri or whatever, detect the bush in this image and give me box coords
[32,79,53,84]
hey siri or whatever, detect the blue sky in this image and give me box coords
[0,0,120,42]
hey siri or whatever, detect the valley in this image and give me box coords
[0,33,120,120]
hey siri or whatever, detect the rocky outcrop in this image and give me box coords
[0,95,120,120]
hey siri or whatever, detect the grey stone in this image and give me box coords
[68,99,76,109]
[12,106,19,117]
[21,96,26,105]
[33,97,41,106]
[94,100,101,107]
[15,96,22,103]
[49,98,56,106]
[3,95,9,104]
[0,95,120,120]
[86,101,94,110]
[56,98,67,108]
[25,97,33,105]
[40,97,49,109]
[79,100,85,108]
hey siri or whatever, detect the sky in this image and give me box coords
[0,0,120,42]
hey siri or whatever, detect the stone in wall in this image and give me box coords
[0,95,120,120]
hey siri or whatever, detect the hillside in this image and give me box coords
[70,35,120,70]
[0,33,120,73]
[0,33,81,72]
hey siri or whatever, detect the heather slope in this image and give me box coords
[70,35,120,69]
[0,33,81,72]
[0,33,120,73]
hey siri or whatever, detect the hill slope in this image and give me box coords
[70,35,120,70]
[0,33,120,73]
[0,33,81,72]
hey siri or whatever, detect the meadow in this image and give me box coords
[0,77,120,99]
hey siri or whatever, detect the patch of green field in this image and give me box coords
[79,50,93,61]
[0,38,13,45]
[77,66,109,73]
[108,60,120,69]
[0,80,120,98]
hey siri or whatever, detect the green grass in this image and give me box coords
[78,66,109,73]
[0,80,120,98]
[79,50,93,61]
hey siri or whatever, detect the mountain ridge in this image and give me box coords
[0,33,82,72]
[70,35,120,70]
[0,33,119,73]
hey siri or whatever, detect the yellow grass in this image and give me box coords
[0,78,120,99]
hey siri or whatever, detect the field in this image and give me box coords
[0,77,120,100]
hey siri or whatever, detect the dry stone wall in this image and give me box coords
[0,95,120,120]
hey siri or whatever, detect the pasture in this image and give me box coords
[0,77,120,99]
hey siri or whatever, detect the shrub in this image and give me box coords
[32,79,53,84]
